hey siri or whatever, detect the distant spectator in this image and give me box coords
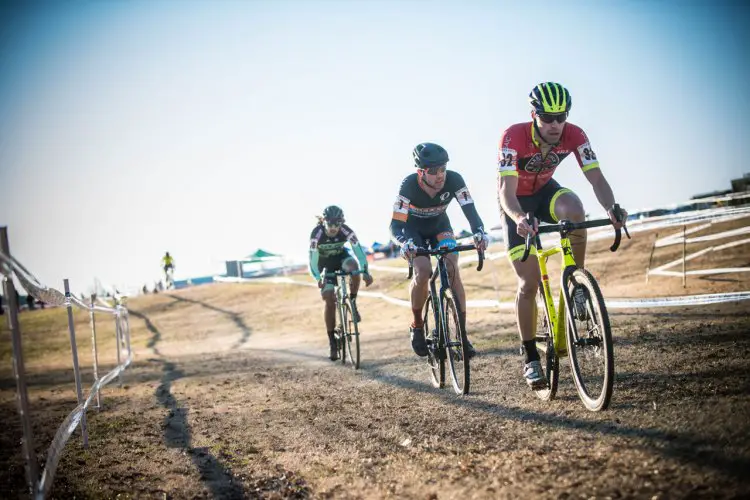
[142,285,149,295]
[26,294,35,311]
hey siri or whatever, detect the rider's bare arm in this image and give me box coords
[584,168,616,210]
[497,175,527,224]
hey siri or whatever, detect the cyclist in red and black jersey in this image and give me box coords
[390,142,489,359]
[309,205,373,361]
[497,82,628,390]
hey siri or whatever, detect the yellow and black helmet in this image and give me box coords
[529,82,572,114]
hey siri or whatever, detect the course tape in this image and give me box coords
[216,275,750,309]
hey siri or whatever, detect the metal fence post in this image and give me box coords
[682,225,687,287]
[123,309,132,360]
[114,307,123,388]
[89,294,101,411]
[1,227,39,496]
[63,279,89,448]
[646,232,658,283]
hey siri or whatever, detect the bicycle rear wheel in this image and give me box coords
[344,301,360,370]
[443,289,470,395]
[535,288,559,401]
[565,268,614,411]
[423,295,444,389]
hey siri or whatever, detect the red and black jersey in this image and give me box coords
[497,122,600,196]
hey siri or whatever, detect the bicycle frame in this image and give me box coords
[323,269,364,326]
[425,255,452,344]
[523,204,629,357]
[408,244,484,350]
[536,237,577,357]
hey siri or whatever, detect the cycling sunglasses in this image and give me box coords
[421,165,447,175]
[537,112,568,124]
[324,219,343,228]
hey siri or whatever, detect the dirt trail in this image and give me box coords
[1,223,750,498]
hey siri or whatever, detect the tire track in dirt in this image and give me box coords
[128,308,248,498]
[169,295,253,349]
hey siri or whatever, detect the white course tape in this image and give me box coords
[606,291,750,308]
[649,237,750,275]
[220,275,750,309]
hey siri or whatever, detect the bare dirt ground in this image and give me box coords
[2,220,750,499]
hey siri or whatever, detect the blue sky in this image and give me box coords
[1,0,749,293]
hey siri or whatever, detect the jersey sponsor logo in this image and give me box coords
[577,142,598,164]
[310,239,318,250]
[524,152,561,173]
[440,191,451,202]
[454,186,474,206]
[409,204,449,218]
[318,241,348,257]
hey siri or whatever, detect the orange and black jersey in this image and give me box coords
[389,171,484,245]
[497,122,600,196]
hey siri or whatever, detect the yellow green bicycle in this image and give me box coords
[520,204,630,411]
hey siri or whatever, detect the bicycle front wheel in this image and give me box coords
[423,295,444,389]
[565,268,614,411]
[535,287,559,401]
[338,303,348,366]
[443,288,470,395]
[344,301,360,370]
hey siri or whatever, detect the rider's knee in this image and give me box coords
[555,196,585,223]
[342,258,358,272]
[517,278,539,298]
[412,260,432,285]
[321,287,335,302]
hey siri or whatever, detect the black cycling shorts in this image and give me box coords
[501,179,575,261]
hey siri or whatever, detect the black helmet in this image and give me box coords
[413,142,449,169]
[322,205,344,222]
[529,82,572,114]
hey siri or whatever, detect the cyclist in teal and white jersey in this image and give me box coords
[309,205,374,361]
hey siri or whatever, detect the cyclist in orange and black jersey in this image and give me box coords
[390,142,489,359]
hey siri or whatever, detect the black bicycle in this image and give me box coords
[323,269,364,370]
[407,244,484,395]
